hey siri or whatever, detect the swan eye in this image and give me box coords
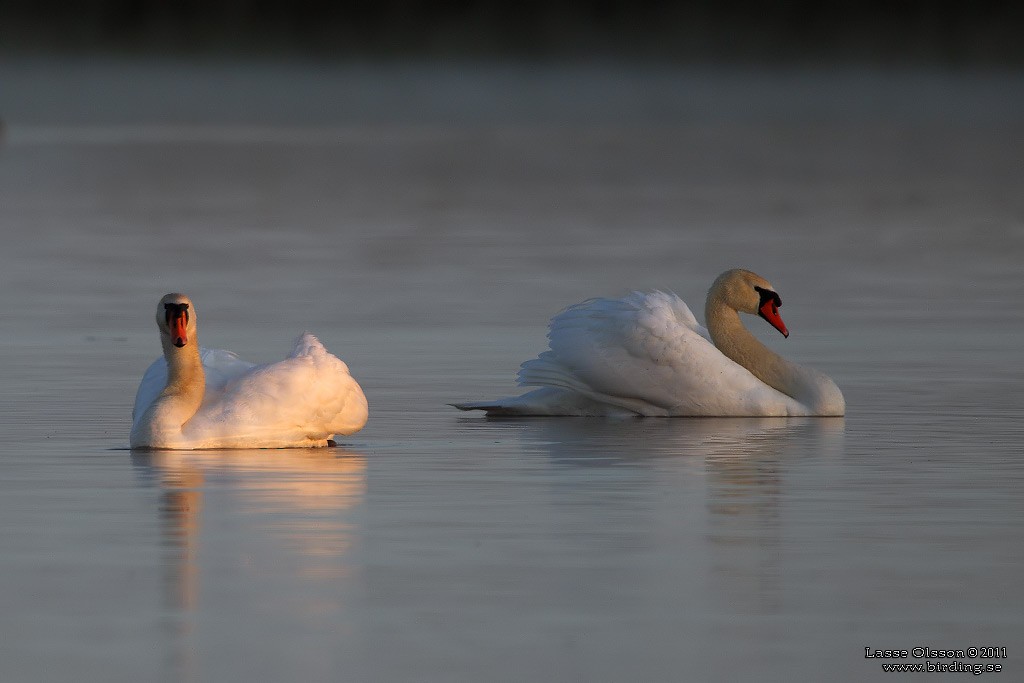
[753,285,781,308]
[163,302,190,325]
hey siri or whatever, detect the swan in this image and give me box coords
[453,269,844,417]
[130,293,368,449]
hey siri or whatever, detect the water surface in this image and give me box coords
[0,60,1022,682]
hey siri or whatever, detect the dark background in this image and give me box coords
[3,0,1023,64]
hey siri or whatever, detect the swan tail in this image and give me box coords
[450,400,514,413]
[290,332,326,358]
[451,388,641,417]
[450,388,568,415]
[450,393,561,419]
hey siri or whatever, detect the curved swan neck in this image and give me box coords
[704,288,845,416]
[705,295,797,397]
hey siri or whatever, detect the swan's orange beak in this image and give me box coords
[170,312,188,347]
[759,299,789,338]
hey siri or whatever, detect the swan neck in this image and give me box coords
[705,293,796,398]
[704,289,845,416]
[160,337,205,412]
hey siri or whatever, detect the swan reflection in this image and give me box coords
[132,448,366,611]
[460,415,843,462]
[460,415,844,615]
[131,447,366,681]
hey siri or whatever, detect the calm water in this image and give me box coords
[1,60,1023,682]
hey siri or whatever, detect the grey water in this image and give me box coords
[1,60,1023,682]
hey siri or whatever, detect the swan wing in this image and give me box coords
[132,358,168,430]
[185,333,368,444]
[131,347,256,429]
[517,290,802,416]
[200,348,257,397]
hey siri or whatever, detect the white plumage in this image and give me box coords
[131,294,368,449]
[454,270,844,417]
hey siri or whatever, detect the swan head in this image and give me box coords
[711,269,789,338]
[157,293,196,349]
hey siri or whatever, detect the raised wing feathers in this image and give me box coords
[517,291,795,416]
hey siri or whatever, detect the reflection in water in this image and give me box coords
[702,419,844,615]
[160,467,204,612]
[462,416,844,617]
[461,415,842,461]
[130,448,366,682]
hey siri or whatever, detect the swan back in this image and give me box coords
[182,333,368,447]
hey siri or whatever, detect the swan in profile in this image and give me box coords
[453,269,844,417]
[130,293,368,449]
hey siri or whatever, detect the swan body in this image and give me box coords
[130,294,368,449]
[453,269,844,417]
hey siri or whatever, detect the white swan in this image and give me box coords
[453,269,844,417]
[130,293,368,449]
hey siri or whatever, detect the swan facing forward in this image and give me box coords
[130,293,368,449]
[453,269,844,417]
